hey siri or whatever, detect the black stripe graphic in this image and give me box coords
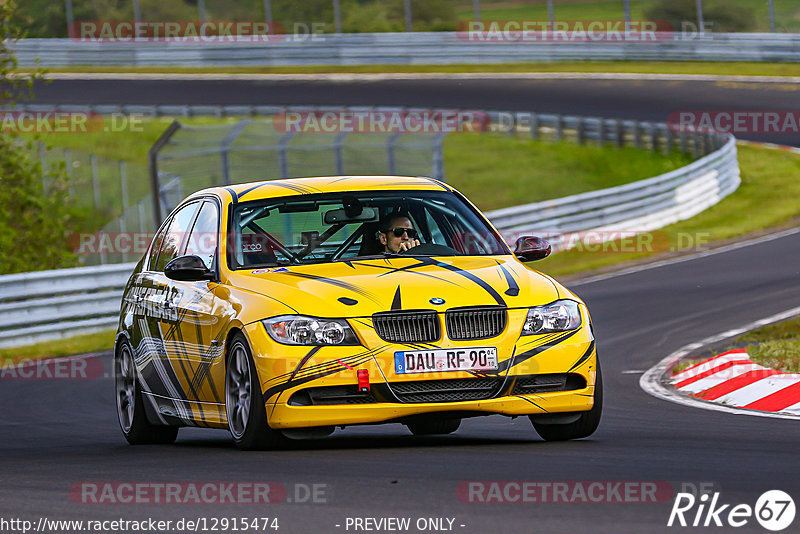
[391,286,402,310]
[497,261,520,297]
[567,340,596,373]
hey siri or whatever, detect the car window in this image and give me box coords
[230,190,508,269]
[154,201,201,272]
[147,224,168,271]
[184,201,219,270]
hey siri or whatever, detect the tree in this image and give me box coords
[0,0,78,274]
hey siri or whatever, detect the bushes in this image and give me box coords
[645,0,755,33]
[15,0,459,37]
[0,1,80,274]
[0,138,79,275]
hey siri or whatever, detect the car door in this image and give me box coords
[140,200,201,423]
[166,199,228,426]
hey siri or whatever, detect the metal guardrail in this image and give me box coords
[0,112,738,348]
[0,263,135,348]
[485,135,739,248]
[10,33,800,66]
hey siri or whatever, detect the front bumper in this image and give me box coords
[243,310,597,429]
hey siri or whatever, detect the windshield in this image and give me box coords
[228,190,509,268]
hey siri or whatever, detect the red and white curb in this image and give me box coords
[670,349,800,415]
[640,305,800,420]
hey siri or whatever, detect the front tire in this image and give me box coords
[531,365,603,441]
[115,338,179,445]
[225,333,286,450]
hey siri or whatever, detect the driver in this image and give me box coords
[378,212,421,253]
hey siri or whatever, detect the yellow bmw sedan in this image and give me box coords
[114,176,600,449]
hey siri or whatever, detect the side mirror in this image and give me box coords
[165,255,215,282]
[514,236,551,262]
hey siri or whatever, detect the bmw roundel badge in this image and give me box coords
[429,297,446,305]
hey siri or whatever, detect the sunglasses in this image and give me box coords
[387,227,418,239]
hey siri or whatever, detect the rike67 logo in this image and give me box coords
[668,490,795,531]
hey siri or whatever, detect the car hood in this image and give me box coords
[228,255,561,318]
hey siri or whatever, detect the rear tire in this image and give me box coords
[115,338,179,445]
[225,333,286,450]
[407,418,461,436]
[531,365,603,441]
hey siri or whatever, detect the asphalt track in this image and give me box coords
[2,75,800,532]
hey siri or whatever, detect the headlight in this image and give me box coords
[522,300,582,335]
[263,315,359,346]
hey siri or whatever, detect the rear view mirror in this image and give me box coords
[323,206,378,224]
[514,236,551,262]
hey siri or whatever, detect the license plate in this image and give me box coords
[394,347,498,374]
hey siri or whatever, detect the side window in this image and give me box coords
[154,202,201,272]
[185,201,219,270]
[147,223,168,271]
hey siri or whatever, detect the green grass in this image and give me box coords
[456,0,800,34]
[23,118,694,231]
[0,329,116,362]
[25,61,800,77]
[444,132,692,210]
[733,315,800,373]
[738,316,800,344]
[747,340,800,374]
[536,144,800,278]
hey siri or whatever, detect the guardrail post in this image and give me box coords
[138,203,146,233]
[219,119,251,186]
[387,132,401,175]
[334,132,348,174]
[577,117,586,145]
[505,113,516,136]
[650,124,659,153]
[692,131,701,159]
[666,127,675,154]
[432,132,447,182]
[530,113,539,140]
[149,120,182,228]
[120,161,129,235]
[634,122,643,150]
[615,119,624,148]
[597,118,606,145]
[91,154,100,210]
[555,116,564,142]
[64,148,76,199]
[39,141,47,192]
[278,132,296,179]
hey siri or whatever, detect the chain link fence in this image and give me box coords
[20,105,725,267]
[151,113,447,221]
